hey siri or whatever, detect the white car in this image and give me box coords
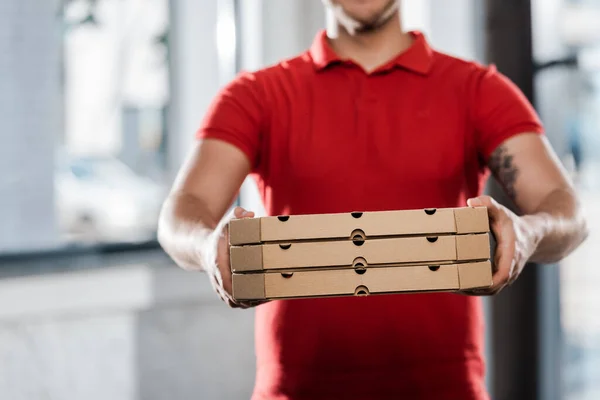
[55,156,167,244]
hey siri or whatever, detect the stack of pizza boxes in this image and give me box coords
[229,207,493,301]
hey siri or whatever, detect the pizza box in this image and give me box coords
[230,233,490,273]
[232,261,493,300]
[229,207,489,246]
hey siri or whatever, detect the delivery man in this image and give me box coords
[158,0,588,398]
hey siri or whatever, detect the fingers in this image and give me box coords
[490,202,517,289]
[466,195,495,208]
[221,269,234,297]
[213,253,235,300]
[491,234,514,287]
[209,272,246,308]
[467,195,504,221]
[209,268,265,309]
[465,195,518,296]
[466,197,484,208]
[233,206,255,219]
[214,206,256,308]
[460,236,519,296]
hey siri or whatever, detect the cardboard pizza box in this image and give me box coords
[230,233,490,273]
[232,261,493,301]
[229,207,489,246]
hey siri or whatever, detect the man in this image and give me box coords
[158,0,588,398]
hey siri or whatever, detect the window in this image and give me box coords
[559,68,600,399]
[0,0,171,255]
[59,0,170,247]
[0,0,246,255]
[533,1,600,398]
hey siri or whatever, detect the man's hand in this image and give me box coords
[158,140,271,309]
[464,195,541,295]
[209,206,266,308]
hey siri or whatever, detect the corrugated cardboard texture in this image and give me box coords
[233,262,493,300]
[229,218,261,246]
[264,265,460,298]
[230,234,490,272]
[229,207,489,245]
[232,274,265,300]
[455,233,491,260]
[232,263,489,300]
[230,246,263,272]
[458,261,493,289]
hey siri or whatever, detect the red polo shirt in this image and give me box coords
[198,31,543,399]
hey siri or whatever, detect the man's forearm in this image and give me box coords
[157,191,226,271]
[522,187,588,264]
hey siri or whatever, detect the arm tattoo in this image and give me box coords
[489,145,519,201]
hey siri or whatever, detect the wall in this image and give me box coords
[0,0,60,252]
[0,2,256,399]
[428,0,479,60]
[531,0,577,157]
[0,264,256,400]
[167,0,221,178]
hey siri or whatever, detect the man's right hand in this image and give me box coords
[210,206,264,308]
[158,140,263,309]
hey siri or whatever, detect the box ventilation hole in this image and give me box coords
[351,212,363,219]
[277,216,290,222]
[354,285,370,296]
[352,257,367,268]
[424,208,437,215]
[279,243,292,250]
[426,236,439,243]
[281,272,294,278]
[429,266,440,272]
[351,229,366,246]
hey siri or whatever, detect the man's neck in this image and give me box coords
[327,15,412,73]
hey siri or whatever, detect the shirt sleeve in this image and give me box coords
[196,71,266,172]
[470,64,545,164]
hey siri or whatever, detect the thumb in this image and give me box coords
[467,196,486,208]
[233,206,255,219]
[467,195,503,221]
[467,195,497,211]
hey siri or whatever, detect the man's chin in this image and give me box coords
[351,14,396,33]
[352,16,383,26]
[354,21,384,34]
[344,1,398,32]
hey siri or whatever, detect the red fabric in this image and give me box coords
[197,31,544,400]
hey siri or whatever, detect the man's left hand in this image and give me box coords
[464,195,541,295]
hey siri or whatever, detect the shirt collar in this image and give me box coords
[308,30,434,75]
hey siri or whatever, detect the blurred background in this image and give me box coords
[0,0,598,399]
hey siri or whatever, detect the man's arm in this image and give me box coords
[487,133,587,262]
[159,71,265,307]
[468,133,588,293]
[465,64,588,293]
[158,139,254,306]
